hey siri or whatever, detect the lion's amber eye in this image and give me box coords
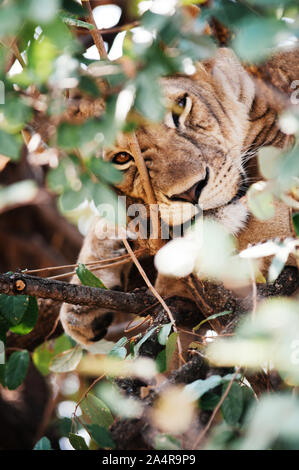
[112,152,133,165]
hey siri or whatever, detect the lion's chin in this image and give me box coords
[159,201,200,227]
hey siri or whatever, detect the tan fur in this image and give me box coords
[61,47,299,346]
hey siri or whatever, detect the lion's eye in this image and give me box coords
[167,94,192,129]
[112,152,133,165]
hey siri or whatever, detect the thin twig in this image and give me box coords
[47,257,133,280]
[24,250,144,275]
[77,21,140,35]
[127,133,163,253]
[122,237,184,365]
[85,1,108,59]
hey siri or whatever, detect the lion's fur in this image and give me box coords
[60,46,299,345]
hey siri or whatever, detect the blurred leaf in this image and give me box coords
[0,6,22,37]
[0,294,29,326]
[79,76,101,96]
[135,70,165,121]
[33,437,52,450]
[247,183,275,220]
[233,18,286,62]
[108,337,128,359]
[3,95,32,132]
[69,433,89,450]
[76,263,107,289]
[50,346,83,373]
[268,245,290,283]
[86,424,115,450]
[24,0,61,24]
[5,350,30,390]
[0,130,22,160]
[81,394,114,429]
[158,323,172,346]
[0,180,38,210]
[155,434,181,450]
[10,296,38,335]
[240,394,299,450]
[293,213,299,237]
[57,122,81,149]
[59,187,87,211]
[91,182,127,227]
[33,334,73,376]
[97,382,143,419]
[221,382,244,426]
[88,158,122,185]
[27,36,58,83]
[258,146,282,180]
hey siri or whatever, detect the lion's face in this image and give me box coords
[104,49,255,229]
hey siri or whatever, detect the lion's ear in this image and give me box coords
[210,48,255,111]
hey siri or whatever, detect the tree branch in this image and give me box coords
[0,272,155,314]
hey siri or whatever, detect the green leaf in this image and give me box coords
[0,294,29,326]
[156,349,166,373]
[158,323,172,346]
[33,334,73,376]
[200,392,221,411]
[193,311,232,332]
[10,296,38,335]
[184,373,238,402]
[60,12,94,30]
[33,346,54,376]
[33,437,52,450]
[0,129,22,160]
[88,158,122,185]
[49,346,83,373]
[5,350,30,390]
[87,424,115,450]
[133,327,158,357]
[81,394,114,429]
[165,331,178,369]
[3,95,33,132]
[221,382,244,426]
[108,337,128,359]
[69,433,89,450]
[76,263,107,289]
[135,70,165,121]
[57,122,81,149]
[91,182,127,227]
[62,0,87,16]
[293,213,299,237]
[234,18,286,62]
[59,187,87,211]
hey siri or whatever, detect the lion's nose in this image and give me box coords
[171,168,209,204]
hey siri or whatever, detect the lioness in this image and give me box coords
[60,47,299,346]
